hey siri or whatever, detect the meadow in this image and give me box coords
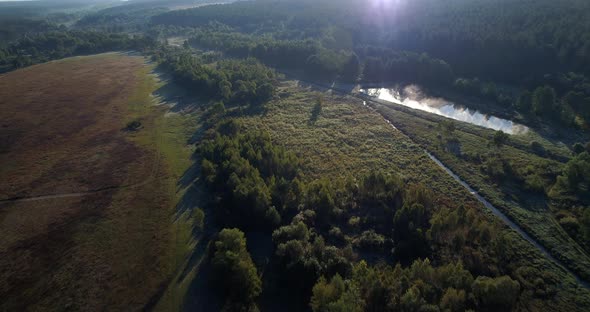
[0,53,200,311]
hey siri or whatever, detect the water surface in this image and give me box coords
[361,86,526,134]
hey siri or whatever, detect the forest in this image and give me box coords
[0,30,154,72]
[1,0,590,311]
[152,47,276,106]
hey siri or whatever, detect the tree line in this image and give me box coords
[185,29,359,81]
[152,46,277,107]
[0,30,155,72]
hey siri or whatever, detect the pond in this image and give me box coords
[360,85,527,134]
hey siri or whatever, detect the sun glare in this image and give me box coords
[370,0,402,9]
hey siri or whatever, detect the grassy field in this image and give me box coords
[0,53,200,311]
[367,97,590,281]
[234,81,590,311]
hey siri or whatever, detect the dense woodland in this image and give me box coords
[2,0,590,311]
[152,47,276,106]
[0,18,62,44]
[152,0,590,81]
[0,31,154,72]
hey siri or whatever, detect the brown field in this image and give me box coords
[0,54,186,311]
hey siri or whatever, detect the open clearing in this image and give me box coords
[0,54,150,199]
[0,54,199,311]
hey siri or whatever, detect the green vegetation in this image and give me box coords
[372,99,590,280]
[211,228,262,311]
[0,30,154,72]
[152,47,276,106]
[231,83,590,311]
[2,0,590,310]
[153,0,590,81]
[0,18,61,43]
[150,0,590,128]
[310,259,521,312]
[200,121,300,230]
[125,119,142,131]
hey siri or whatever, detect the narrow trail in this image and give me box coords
[426,152,590,289]
[0,177,155,205]
[291,75,590,289]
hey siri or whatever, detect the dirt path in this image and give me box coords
[0,177,154,205]
[425,152,590,288]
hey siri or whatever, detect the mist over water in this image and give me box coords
[361,85,527,134]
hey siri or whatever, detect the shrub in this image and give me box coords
[125,120,142,131]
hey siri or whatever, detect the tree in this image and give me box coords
[472,276,520,310]
[480,82,498,100]
[12,55,32,68]
[550,152,590,201]
[310,274,364,312]
[532,86,556,116]
[492,131,508,147]
[581,209,590,244]
[439,288,466,312]
[211,228,262,308]
[393,201,430,262]
[400,285,426,312]
[560,104,576,125]
[255,82,275,105]
[209,101,227,121]
[219,79,232,101]
[573,143,586,155]
[311,275,344,311]
[310,94,323,123]
[563,91,590,120]
[440,120,456,137]
[515,90,532,112]
[307,179,336,226]
[341,53,360,82]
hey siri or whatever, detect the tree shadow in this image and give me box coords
[181,259,222,312]
[151,64,207,114]
[140,65,226,309]
[173,160,222,311]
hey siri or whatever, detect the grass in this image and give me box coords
[233,81,590,311]
[370,98,590,281]
[0,53,201,310]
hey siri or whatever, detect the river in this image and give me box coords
[360,86,528,135]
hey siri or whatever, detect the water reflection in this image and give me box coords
[361,85,527,134]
